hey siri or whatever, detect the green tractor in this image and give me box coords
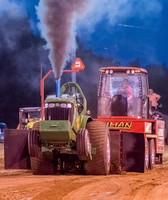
[4,81,110,175]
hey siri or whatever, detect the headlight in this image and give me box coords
[45,103,49,108]
[67,103,72,108]
[48,103,55,108]
[110,70,113,74]
[131,70,135,74]
[127,70,130,74]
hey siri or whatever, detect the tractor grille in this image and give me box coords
[45,107,74,124]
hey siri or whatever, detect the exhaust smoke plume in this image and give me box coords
[36,0,88,79]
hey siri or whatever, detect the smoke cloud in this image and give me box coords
[0,0,27,52]
[78,0,162,33]
[36,0,89,79]
[0,0,50,128]
[76,0,163,66]
[0,0,25,17]
[36,0,162,79]
[0,0,50,90]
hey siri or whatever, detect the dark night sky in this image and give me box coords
[0,0,168,128]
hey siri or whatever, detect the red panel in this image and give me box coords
[98,116,155,133]
[4,129,31,169]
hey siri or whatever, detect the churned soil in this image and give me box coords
[0,143,168,200]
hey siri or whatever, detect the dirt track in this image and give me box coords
[0,143,168,200]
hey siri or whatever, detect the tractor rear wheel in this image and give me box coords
[85,121,110,175]
[149,139,155,169]
[144,138,149,170]
[28,130,55,175]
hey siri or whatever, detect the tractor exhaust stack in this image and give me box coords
[55,78,61,97]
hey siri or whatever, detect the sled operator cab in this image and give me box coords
[98,67,150,118]
[18,107,41,129]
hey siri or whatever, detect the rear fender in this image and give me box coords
[80,116,93,129]
[4,129,30,169]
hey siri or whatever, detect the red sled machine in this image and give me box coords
[97,67,165,173]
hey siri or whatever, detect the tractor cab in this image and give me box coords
[98,67,149,119]
[18,107,41,129]
[61,82,86,115]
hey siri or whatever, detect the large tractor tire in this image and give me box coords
[144,138,149,170]
[28,129,55,175]
[30,157,55,175]
[85,121,110,175]
[149,139,155,169]
[28,130,41,158]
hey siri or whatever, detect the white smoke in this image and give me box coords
[76,0,163,67]
[36,0,89,78]
[36,0,163,78]
[78,0,162,33]
[0,0,26,18]
[0,0,27,51]
[0,0,46,91]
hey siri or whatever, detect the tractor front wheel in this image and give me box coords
[28,130,55,175]
[77,128,91,160]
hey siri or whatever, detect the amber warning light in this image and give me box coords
[71,57,85,70]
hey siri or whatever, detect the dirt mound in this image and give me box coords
[1,143,168,200]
